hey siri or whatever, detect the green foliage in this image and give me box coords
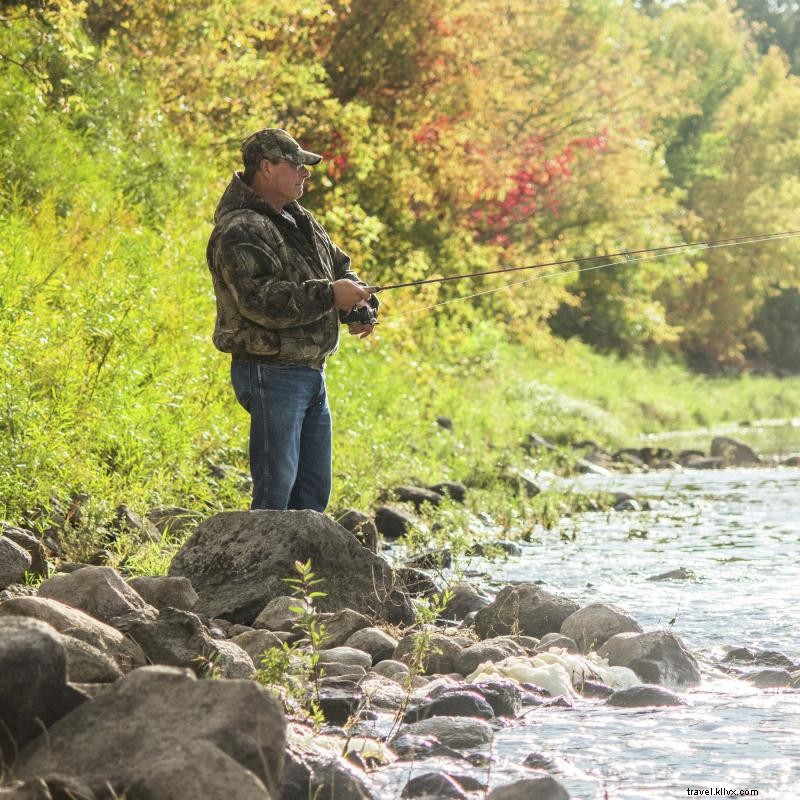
[752,287,800,373]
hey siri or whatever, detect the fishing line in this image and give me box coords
[377,229,800,324]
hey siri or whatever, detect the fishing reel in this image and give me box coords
[340,292,380,327]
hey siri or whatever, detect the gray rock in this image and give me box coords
[374,505,417,539]
[454,637,527,677]
[308,757,375,800]
[232,629,286,663]
[335,510,379,553]
[684,456,724,469]
[560,603,643,653]
[0,616,86,763]
[475,584,579,640]
[318,662,367,680]
[710,436,760,466]
[394,632,464,675]
[487,776,570,800]
[112,505,161,544]
[607,684,687,707]
[345,627,398,662]
[0,537,32,590]
[396,567,442,598]
[404,690,495,722]
[316,680,365,725]
[402,772,467,798]
[370,659,410,682]
[60,635,123,683]
[317,646,373,670]
[127,740,270,799]
[456,680,522,717]
[359,674,407,709]
[442,582,491,621]
[395,716,493,750]
[212,639,256,678]
[746,669,793,689]
[428,482,467,503]
[648,567,697,581]
[318,608,372,648]
[598,631,701,688]
[168,510,413,625]
[406,549,452,570]
[14,666,286,798]
[0,596,147,672]
[535,633,580,654]
[391,486,444,510]
[253,595,308,632]
[2,524,48,577]
[127,576,198,611]
[37,566,157,629]
[145,507,204,536]
[0,583,37,602]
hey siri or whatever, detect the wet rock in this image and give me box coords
[318,608,372,648]
[37,566,157,629]
[454,637,528,676]
[345,627,398,663]
[126,739,271,799]
[145,506,203,536]
[0,596,146,672]
[253,595,308,632]
[336,510,379,553]
[746,669,793,689]
[535,633,580,654]
[402,772,467,799]
[560,603,643,653]
[111,505,161,544]
[0,536,32,589]
[406,549,452,570]
[0,617,88,764]
[598,631,701,688]
[169,510,413,625]
[318,646,373,670]
[316,680,365,725]
[2,524,49,577]
[522,751,561,772]
[396,567,442,598]
[442,582,492,621]
[648,567,697,582]
[468,540,523,558]
[684,455,723,470]
[475,584,579,640]
[428,482,467,503]
[457,680,522,717]
[60,635,123,683]
[231,629,286,663]
[487,776,570,800]
[710,436,760,466]
[374,505,417,539]
[394,631,464,675]
[308,757,375,800]
[14,666,286,798]
[577,679,614,699]
[614,498,642,511]
[127,576,198,611]
[723,647,795,669]
[395,716,494,750]
[607,684,687,707]
[403,690,495,722]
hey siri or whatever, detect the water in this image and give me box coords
[373,462,800,798]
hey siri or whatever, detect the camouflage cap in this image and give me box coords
[240,128,323,169]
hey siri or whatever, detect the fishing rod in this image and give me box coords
[364,229,800,294]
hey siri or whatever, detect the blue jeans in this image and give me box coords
[230,361,332,512]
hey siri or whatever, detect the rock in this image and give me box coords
[723,647,795,668]
[607,684,687,707]
[395,717,493,751]
[468,540,523,558]
[111,505,161,544]
[60,635,123,683]
[578,680,614,699]
[345,627,398,662]
[406,549,452,570]
[522,751,561,772]
[614,498,642,511]
[14,666,286,798]
[781,454,800,467]
[396,567,441,598]
[576,458,613,476]
[145,507,203,536]
[648,567,697,581]
[502,469,541,497]
[374,505,417,539]
[317,647,373,670]
[0,537,32,590]
[598,631,701,688]
[522,433,557,453]
[487,776,570,800]
[0,596,146,672]
[0,583,37,602]
[37,566,157,629]
[402,772,467,799]
[684,455,723,469]
[394,632,464,675]
[391,486,444,510]
[0,617,86,763]
[253,595,309,632]
[710,436,760,466]
[475,584,579,640]
[335,510,379,552]
[456,680,522,717]
[168,510,413,625]
[316,681,365,725]
[318,662,367,680]
[746,669,793,689]
[212,639,256,678]
[403,690,495,722]
[535,633,580,654]
[231,629,286,663]
[126,740,270,799]
[308,757,375,800]
[2,524,49,577]
[442,582,492,621]
[318,609,372,648]
[127,576,198,611]
[454,637,527,676]
[436,416,454,430]
[370,659,410,682]
[560,603,643,653]
[428,482,467,503]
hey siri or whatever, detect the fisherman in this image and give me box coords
[206,128,377,512]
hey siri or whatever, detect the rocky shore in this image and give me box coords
[2,433,799,799]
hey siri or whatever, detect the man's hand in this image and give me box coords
[332,279,371,311]
[347,322,375,339]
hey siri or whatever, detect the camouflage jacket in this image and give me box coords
[206,172,360,370]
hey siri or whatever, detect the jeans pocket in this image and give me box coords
[231,362,254,411]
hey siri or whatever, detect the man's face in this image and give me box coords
[264,158,311,205]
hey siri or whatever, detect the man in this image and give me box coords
[206,128,377,512]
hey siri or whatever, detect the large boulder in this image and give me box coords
[394,717,493,751]
[0,617,87,764]
[168,511,413,625]
[126,576,198,611]
[598,631,701,688]
[37,566,157,629]
[0,596,146,672]
[475,584,579,639]
[560,603,642,653]
[14,666,286,798]
[394,632,464,675]
[710,436,760,466]
[0,537,32,590]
